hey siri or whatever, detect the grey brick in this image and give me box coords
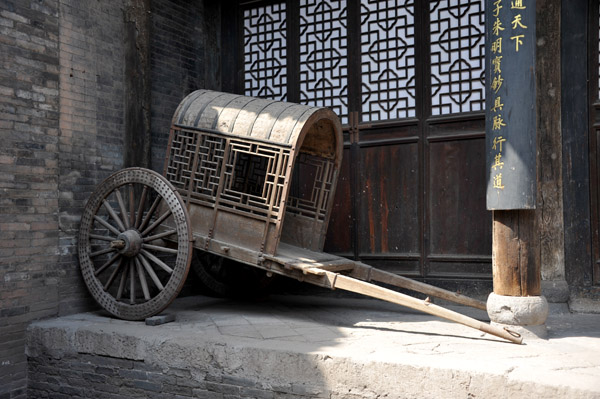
[239,387,276,399]
[163,383,193,397]
[205,382,241,396]
[132,379,161,392]
[222,375,258,389]
[192,389,224,399]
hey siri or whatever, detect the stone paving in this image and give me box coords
[27,295,600,398]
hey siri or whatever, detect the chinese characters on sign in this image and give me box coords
[486,0,536,210]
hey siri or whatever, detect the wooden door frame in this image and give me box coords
[589,0,600,285]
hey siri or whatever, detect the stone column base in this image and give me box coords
[487,293,549,339]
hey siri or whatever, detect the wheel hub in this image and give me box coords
[112,230,142,257]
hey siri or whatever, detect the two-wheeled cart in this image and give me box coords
[78,90,522,344]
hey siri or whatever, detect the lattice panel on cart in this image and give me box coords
[165,129,198,193]
[430,0,485,115]
[361,0,416,121]
[244,3,287,100]
[299,0,348,125]
[287,153,335,222]
[220,141,290,220]
[188,133,226,205]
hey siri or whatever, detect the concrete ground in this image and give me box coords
[27,294,600,398]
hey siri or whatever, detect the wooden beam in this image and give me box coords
[367,267,487,311]
[492,210,541,296]
[330,274,522,344]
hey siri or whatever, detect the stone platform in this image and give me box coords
[26,295,600,398]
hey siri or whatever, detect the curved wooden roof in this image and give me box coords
[172,90,342,150]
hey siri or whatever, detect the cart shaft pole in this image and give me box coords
[328,273,522,344]
[361,266,487,311]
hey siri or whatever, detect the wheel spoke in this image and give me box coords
[134,186,149,229]
[103,257,125,291]
[129,259,135,304]
[128,184,135,228]
[138,196,161,233]
[143,229,177,243]
[140,249,173,274]
[141,209,172,237]
[93,215,122,236]
[138,253,165,291]
[135,257,151,301]
[115,188,131,229]
[142,243,178,255]
[90,247,115,258]
[94,252,121,276]
[90,234,116,242]
[117,261,129,300]
[102,199,126,232]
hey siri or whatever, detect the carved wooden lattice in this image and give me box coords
[244,3,287,100]
[190,135,226,202]
[165,130,198,192]
[287,153,335,222]
[361,0,416,121]
[221,141,290,220]
[299,0,348,124]
[430,0,485,115]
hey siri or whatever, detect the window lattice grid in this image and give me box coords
[430,0,485,116]
[165,129,198,193]
[360,0,416,121]
[244,3,287,100]
[287,153,335,222]
[299,0,349,125]
[189,135,226,204]
[221,141,290,220]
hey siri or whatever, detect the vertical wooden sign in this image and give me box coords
[486,0,536,210]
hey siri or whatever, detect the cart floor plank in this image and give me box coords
[272,243,356,273]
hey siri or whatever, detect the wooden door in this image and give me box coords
[231,0,492,290]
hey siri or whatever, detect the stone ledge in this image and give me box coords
[26,295,600,399]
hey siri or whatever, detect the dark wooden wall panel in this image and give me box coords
[358,143,420,256]
[428,138,491,257]
[324,148,353,255]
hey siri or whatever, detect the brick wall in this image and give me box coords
[1,1,218,397]
[149,0,221,172]
[28,352,321,399]
[0,1,60,397]
[0,0,128,397]
[56,0,126,316]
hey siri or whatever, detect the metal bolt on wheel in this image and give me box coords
[78,168,192,320]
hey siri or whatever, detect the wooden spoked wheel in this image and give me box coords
[78,168,192,320]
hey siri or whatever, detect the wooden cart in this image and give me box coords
[78,90,522,344]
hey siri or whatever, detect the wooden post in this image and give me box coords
[485,0,549,336]
[492,210,541,297]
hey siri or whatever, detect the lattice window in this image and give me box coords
[221,141,290,220]
[189,134,226,204]
[430,0,485,115]
[361,0,416,121]
[165,129,198,192]
[244,3,287,100]
[299,0,348,124]
[287,153,335,221]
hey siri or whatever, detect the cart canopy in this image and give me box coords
[164,90,343,259]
